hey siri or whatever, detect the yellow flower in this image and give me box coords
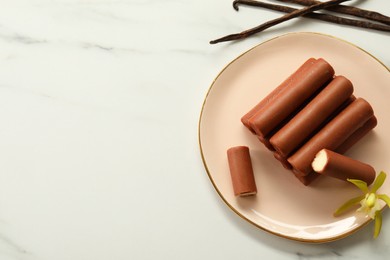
[357,193,382,219]
[334,171,390,238]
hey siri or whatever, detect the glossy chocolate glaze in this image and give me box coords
[313,149,376,185]
[248,58,335,138]
[288,98,374,176]
[241,58,317,133]
[270,75,353,157]
[227,146,257,196]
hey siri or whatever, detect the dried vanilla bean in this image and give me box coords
[210,0,352,44]
[233,0,390,33]
[277,0,390,25]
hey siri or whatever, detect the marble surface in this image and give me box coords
[0,0,389,259]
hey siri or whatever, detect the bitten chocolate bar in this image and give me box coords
[312,149,376,185]
[288,98,374,176]
[294,116,377,185]
[227,146,257,196]
[272,95,357,171]
[240,58,376,186]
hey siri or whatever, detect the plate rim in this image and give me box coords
[198,31,390,243]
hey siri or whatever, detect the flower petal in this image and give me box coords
[366,193,377,208]
[347,179,369,193]
[373,200,382,212]
[368,208,377,219]
[371,171,387,193]
[334,195,365,217]
[374,211,382,239]
[378,194,390,207]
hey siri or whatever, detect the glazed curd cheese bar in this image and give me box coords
[288,98,374,177]
[241,57,376,186]
[270,75,354,158]
[294,115,377,185]
[247,58,334,139]
[269,95,358,172]
[312,149,376,185]
[241,58,334,150]
[227,146,257,196]
[241,58,317,133]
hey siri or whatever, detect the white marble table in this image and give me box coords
[0,0,389,259]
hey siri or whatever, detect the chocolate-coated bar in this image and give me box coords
[248,58,335,138]
[257,109,308,152]
[312,149,376,185]
[293,116,377,185]
[337,116,377,154]
[241,58,317,134]
[288,98,374,176]
[270,76,353,157]
[227,146,257,196]
[274,96,357,173]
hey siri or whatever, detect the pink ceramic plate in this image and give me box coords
[199,32,390,243]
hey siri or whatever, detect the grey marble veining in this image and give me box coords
[0,0,389,259]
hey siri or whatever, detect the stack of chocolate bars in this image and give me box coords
[241,58,377,185]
